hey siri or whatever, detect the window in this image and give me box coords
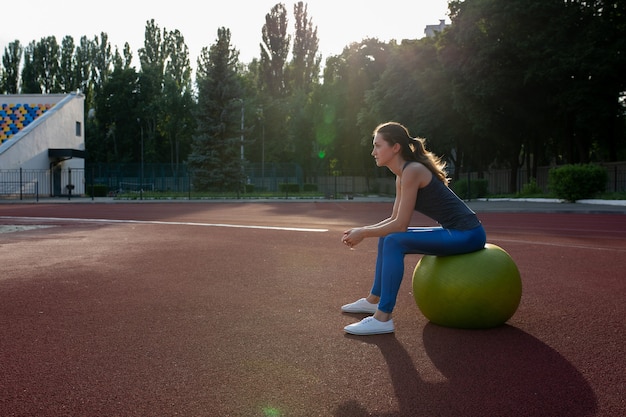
[75,121,81,136]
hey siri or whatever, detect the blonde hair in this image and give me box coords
[374,122,448,184]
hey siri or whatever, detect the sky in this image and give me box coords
[1,0,450,69]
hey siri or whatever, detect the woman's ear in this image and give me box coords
[392,142,402,154]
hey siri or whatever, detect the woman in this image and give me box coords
[341,122,486,335]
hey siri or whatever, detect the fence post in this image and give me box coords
[466,169,471,201]
[19,167,23,200]
[68,168,72,200]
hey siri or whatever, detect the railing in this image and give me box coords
[1,162,624,200]
[0,168,85,200]
[0,168,44,200]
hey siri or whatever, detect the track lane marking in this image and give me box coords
[0,216,328,233]
[492,237,626,252]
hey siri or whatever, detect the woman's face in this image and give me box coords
[371,133,397,167]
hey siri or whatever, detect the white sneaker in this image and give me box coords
[341,298,378,314]
[344,316,395,335]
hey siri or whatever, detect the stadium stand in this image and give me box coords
[1,103,53,144]
[0,93,85,198]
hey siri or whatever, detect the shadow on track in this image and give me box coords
[335,323,597,417]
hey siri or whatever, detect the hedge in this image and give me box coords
[548,164,607,202]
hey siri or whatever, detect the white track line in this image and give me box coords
[0,216,328,233]
[493,237,626,252]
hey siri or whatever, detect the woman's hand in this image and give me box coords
[342,228,365,248]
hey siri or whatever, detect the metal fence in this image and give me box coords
[0,176,40,201]
[0,167,86,200]
[0,169,44,200]
[466,162,626,195]
[2,162,625,200]
[88,162,306,194]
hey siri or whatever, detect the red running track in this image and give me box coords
[0,202,624,416]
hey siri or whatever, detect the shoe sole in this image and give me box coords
[341,307,378,314]
[344,328,394,335]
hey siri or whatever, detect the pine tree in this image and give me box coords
[188,27,244,192]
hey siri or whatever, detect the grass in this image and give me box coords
[596,191,626,200]
[113,190,329,200]
[486,191,626,200]
[111,188,626,201]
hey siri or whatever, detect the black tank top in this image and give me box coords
[405,162,481,230]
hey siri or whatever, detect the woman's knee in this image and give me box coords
[382,233,403,250]
[467,226,487,251]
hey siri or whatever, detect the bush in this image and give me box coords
[89,184,109,197]
[303,183,318,192]
[519,178,543,196]
[279,183,300,193]
[548,164,608,202]
[451,178,489,199]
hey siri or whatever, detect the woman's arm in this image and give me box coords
[342,164,430,247]
[363,177,402,229]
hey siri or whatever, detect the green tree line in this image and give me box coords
[1,0,624,192]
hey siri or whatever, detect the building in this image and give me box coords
[0,93,86,197]
[424,19,450,38]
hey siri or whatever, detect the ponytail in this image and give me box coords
[373,122,449,184]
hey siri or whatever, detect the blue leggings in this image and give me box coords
[371,225,486,313]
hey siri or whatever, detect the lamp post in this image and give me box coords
[238,99,245,194]
[240,100,244,163]
[256,106,265,189]
[137,118,144,200]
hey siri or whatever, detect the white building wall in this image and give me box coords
[0,93,85,170]
[424,19,449,38]
[0,93,85,196]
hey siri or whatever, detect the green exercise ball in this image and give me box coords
[412,243,522,329]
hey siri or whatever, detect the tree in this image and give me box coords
[259,3,290,98]
[20,42,40,94]
[364,38,468,179]
[256,3,293,165]
[188,27,244,192]
[58,36,75,92]
[93,61,140,163]
[85,43,135,166]
[91,32,113,98]
[552,0,626,162]
[135,20,196,169]
[84,33,116,164]
[317,39,391,175]
[161,29,196,175]
[286,1,322,178]
[19,37,61,94]
[34,36,61,93]
[1,40,22,94]
[442,0,574,191]
[288,1,320,92]
[137,19,167,164]
[440,0,626,192]
[75,36,95,106]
